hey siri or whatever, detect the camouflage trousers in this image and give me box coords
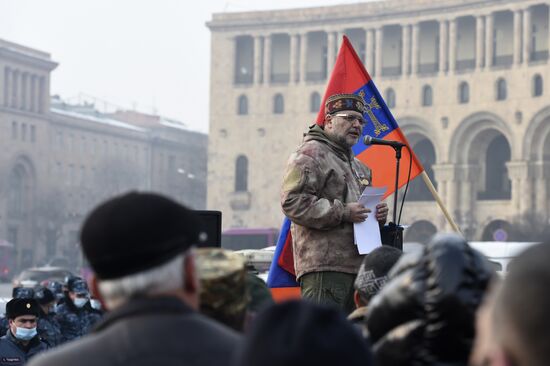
[299,271,356,314]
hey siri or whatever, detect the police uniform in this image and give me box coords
[0,299,48,365]
[55,280,100,343]
[0,288,35,338]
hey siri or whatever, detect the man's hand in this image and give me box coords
[376,202,389,224]
[347,202,371,223]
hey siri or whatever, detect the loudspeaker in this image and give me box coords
[194,210,222,248]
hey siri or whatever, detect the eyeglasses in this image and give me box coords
[332,113,367,126]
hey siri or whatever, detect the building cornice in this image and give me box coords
[206,0,539,32]
[0,47,58,71]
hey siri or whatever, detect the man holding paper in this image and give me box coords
[281,93,388,312]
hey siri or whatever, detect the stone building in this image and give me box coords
[0,39,207,269]
[207,0,550,242]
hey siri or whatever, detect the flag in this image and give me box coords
[267,35,424,300]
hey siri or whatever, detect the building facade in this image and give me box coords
[0,39,207,269]
[207,0,550,242]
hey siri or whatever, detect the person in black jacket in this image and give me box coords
[0,298,48,365]
[34,286,63,347]
[28,192,241,366]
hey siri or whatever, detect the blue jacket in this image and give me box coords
[37,312,63,348]
[0,330,48,365]
[55,299,100,343]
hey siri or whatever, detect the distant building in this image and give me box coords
[0,39,206,269]
[207,0,550,242]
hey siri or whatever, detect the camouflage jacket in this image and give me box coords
[281,125,372,279]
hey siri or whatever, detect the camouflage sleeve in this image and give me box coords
[281,153,349,230]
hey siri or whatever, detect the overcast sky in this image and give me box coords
[0,0,370,133]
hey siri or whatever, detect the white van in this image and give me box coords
[403,241,539,275]
[468,241,539,274]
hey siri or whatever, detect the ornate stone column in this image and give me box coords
[534,161,549,216]
[327,31,336,74]
[365,28,374,73]
[476,16,485,69]
[439,20,448,73]
[375,27,383,77]
[433,164,459,232]
[263,35,271,85]
[449,19,457,73]
[402,24,410,76]
[253,35,263,84]
[485,13,494,69]
[3,68,10,107]
[411,23,419,75]
[506,161,530,214]
[522,7,532,64]
[299,32,308,83]
[513,10,522,65]
[289,33,299,84]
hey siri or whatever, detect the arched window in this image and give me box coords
[496,78,507,101]
[422,85,433,106]
[533,74,543,97]
[237,95,248,115]
[235,155,248,192]
[7,163,31,217]
[273,93,284,114]
[385,88,396,108]
[458,82,469,104]
[310,92,321,113]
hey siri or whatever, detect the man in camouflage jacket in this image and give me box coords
[281,93,388,313]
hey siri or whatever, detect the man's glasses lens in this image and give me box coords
[334,113,366,126]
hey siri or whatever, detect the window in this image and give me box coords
[237,95,248,115]
[235,155,248,192]
[234,36,254,84]
[385,88,396,108]
[310,92,321,113]
[459,82,469,104]
[533,74,543,97]
[496,78,507,101]
[11,121,17,140]
[422,85,433,106]
[21,123,27,141]
[30,125,36,143]
[273,93,284,114]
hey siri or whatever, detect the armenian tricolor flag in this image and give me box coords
[267,36,424,301]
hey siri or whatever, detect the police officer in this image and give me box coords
[0,298,48,364]
[55,278,99,343]
[33,287,62,347]
[0,288,35,337]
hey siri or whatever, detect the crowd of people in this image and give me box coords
[0,191,546,365]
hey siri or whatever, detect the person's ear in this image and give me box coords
[89,274,107,310]
[353,290,364,308]
[183,253,199,294]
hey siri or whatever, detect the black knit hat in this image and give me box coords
[354,245,402,301]
[6,298,40,319]
[237,301,374,366]
[80,192,202,280]
[34,286,55,305]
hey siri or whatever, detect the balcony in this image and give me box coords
[531,50,549,62]
[477,190,511,200]
[382,66,401,77]
[234,73,253,85]
[306,71,326,82]
[230,191,251,211]
[493,54,513,67]
[418,63,438,75]
[456,59,475,71]
[271,73,290,84]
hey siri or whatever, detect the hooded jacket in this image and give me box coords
[281,125,372,279]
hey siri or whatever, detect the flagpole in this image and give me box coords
[420,171,463,235]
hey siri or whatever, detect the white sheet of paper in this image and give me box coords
[353,186,387,254]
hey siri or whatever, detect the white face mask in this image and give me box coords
[15,326,37,341]
[73,298,88,308]
[90,299,102,311]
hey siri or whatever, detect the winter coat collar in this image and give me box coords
[94,296,193,333]
[305,124,354,162]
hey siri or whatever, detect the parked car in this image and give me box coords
[12,266,73,288]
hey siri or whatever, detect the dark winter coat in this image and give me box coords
[0,330,48,365]
[27,296,241,366]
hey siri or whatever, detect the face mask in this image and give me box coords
[73,298,88,308]
[90,299,101,311]
[15,327,37,341]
